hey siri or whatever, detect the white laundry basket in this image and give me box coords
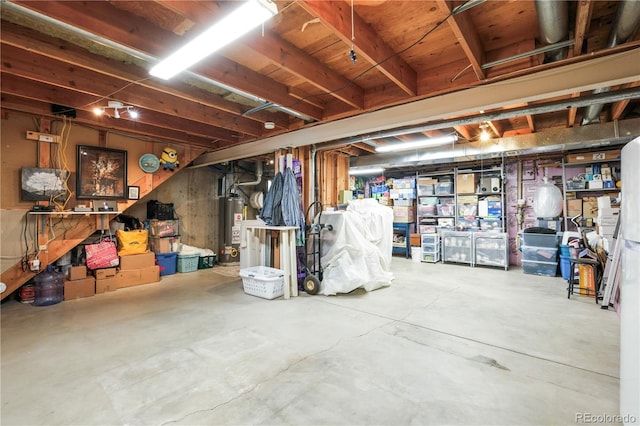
[239,266,285,299]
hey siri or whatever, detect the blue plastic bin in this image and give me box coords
[156,252,177,276]
[559,255,572,280]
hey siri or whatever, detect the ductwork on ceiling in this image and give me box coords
[535,0,569,63]
[582,0,640,125]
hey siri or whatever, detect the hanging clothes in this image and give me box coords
[261,171,284,225]
[281,167,305,228]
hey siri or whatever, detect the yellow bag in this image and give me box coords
[116,229,148,255]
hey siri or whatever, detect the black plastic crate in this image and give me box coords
[147,200,175,220]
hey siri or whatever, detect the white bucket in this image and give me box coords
[411,247,421,262]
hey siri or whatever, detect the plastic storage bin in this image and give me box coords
[435,182,453,195]
[521,246,558,262]
[239,266,285,299]
[147,200,175,220]
[149,219,179,237]
[198,254,216,269]
[522,259,557,276]
[156,252,177,276]
[521,232,559,248]
[177,254,199,273]
[559,255,573,280]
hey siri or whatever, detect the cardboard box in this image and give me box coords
[68,265,87,281]
[64,277,95,300]
[94,267,117,279]
[116,266,161,289]
[95,276,119,294]
[119,251,156,270]
[392,206,415,223]
[582,197,598,218]
[149,236,181,254]
[457,173,477,194]
[566,149,621,163]
[567,199,582,217]
[410,233,421,247]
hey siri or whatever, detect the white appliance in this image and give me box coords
[621,137,640,425]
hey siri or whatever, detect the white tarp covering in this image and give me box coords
[317,199,394,295]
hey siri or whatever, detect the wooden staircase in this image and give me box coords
[1,146,204,300]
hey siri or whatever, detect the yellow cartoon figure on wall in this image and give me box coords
[160,147,179,171]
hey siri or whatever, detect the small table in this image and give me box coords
[567,257,601,302]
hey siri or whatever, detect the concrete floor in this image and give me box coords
[1,258,620,425]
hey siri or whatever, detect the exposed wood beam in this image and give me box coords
[437,0,485,80]
[0,21,290,130]
[0,46,254,140]
[487,120,503,138]
[352,142,377,154]
[567,93,581,127]
[454,125,474,141]
[13,0,324,121]
[574,0,594,56]
[243,31,365,110]
[153,1,364,110]
[611,82,640,120]
[0,93,229,149]
[299,0,417,96]
[192,49,640,165]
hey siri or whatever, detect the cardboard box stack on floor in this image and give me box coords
[94,251,160,294]
[64,265,95,301]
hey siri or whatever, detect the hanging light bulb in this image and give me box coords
[479,123,490,142]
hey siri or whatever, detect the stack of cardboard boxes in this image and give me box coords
[596,196,620,246]
[63,251,161,300]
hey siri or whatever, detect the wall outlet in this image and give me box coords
[29,259,40,271]
[39,245,47,251]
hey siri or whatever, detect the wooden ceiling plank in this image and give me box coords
[611,82,640,120]
[453,125,473,141]
[155,1,364,109]
[243,31,365,110]
[487,120,503,138]
[1,94,225,148]
[0,21,291,130]
[574,0,594,57]
[12,0,324,121]
[0,44,263,137]
[352,142,377,154]
[0,73,241,143]
[299,0,417,96]
[437,0,485,80]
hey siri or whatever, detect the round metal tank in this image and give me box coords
[220,196,244,263]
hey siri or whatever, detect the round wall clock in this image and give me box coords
[139,153,160,173]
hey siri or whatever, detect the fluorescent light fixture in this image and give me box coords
[375,134,458,153]
[349,167,385,176]
[150,0,278,80]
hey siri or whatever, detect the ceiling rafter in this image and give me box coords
[298,0,418,96]
[13,0,324,121]
[437,0,485,80]
[574,0,594,56]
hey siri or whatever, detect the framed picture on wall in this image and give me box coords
[77,145,127,199]
[128,186,140,200]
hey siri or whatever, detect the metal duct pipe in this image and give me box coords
[236,161,263,187]
[535,0,569,63]
[583,0,640,125]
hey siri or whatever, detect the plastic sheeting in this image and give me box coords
[316,199,394,295]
